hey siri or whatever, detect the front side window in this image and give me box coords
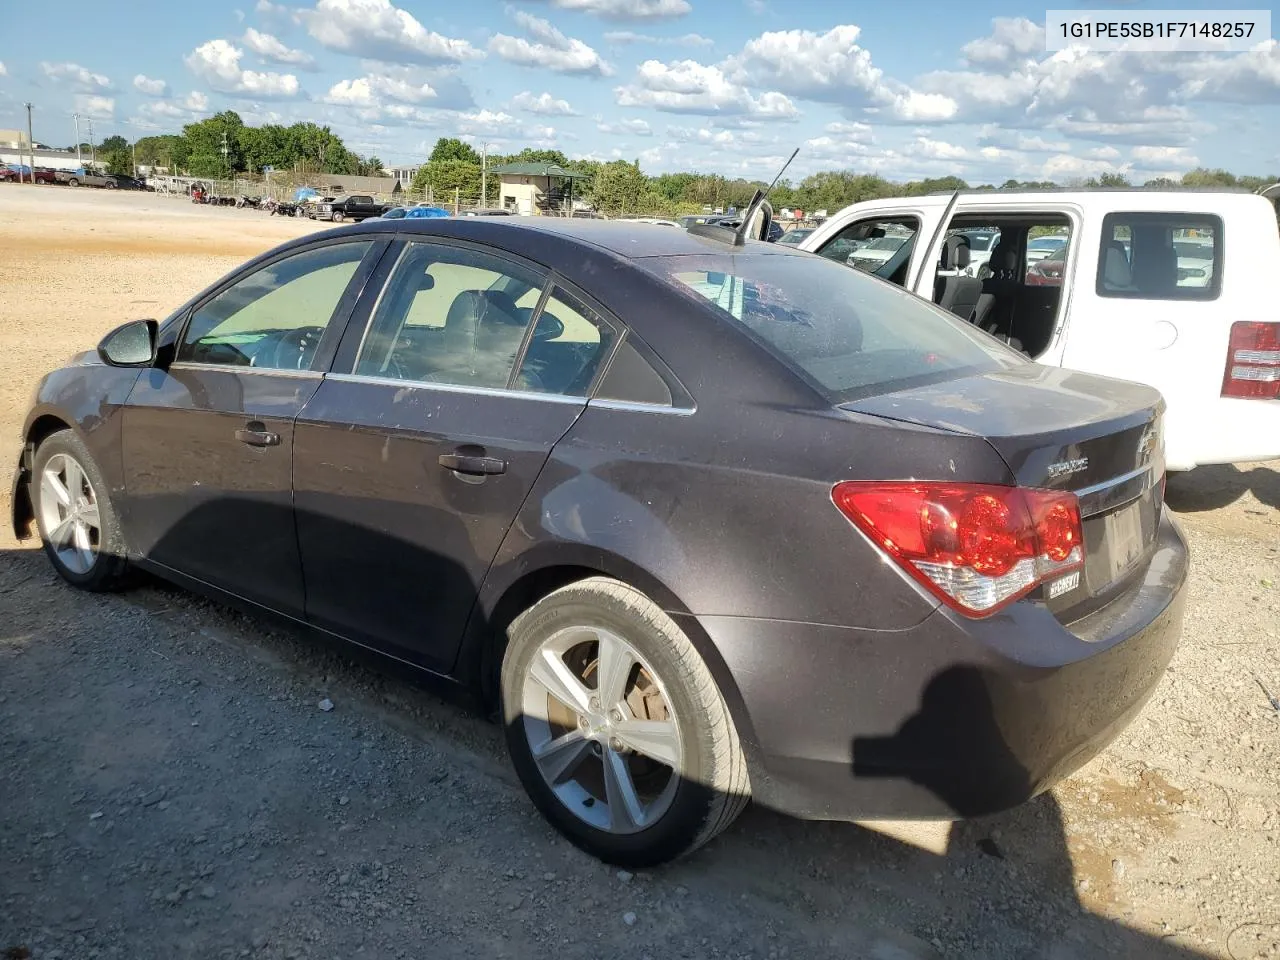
[179,241,373,370]
[815,218,920,286]
[651,252,1024,402]
[1097,212,1222,300]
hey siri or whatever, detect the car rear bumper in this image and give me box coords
[692,510,1188,822]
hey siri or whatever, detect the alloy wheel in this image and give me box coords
[520,626,683,835]
[39,452,101,575]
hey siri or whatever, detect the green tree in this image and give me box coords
[1085,172,1131,188]
[411,158,481,202]
[1143,177,1180,189]
[100,134,129,154]
[103,148,133,176]
[427,137,480,165]
[509,147,570,167]
[587,160,649,215]
[1180,167,1236,188]
[183,110,245,177]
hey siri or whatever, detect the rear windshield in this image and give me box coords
[648,252,1024,402]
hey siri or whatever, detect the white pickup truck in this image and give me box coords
[799,186,1280,471]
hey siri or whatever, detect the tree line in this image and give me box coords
[85,118,1277,215]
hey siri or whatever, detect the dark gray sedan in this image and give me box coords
[11,217,1187,866]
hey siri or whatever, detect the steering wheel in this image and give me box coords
[267,327,323,370]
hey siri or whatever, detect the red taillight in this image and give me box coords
[832,482,1084,617]
[1222,321,1280,399]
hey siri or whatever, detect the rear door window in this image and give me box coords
[1097,212,1222,300]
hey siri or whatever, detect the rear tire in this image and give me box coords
[501,577,750,867]
[31,430,132,591]
[68,178,79,187]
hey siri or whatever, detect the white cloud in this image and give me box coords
[490,11,613,77]
[41,62,112,92]
[73,95,115,120]
[1085,145,1120,160]
[133,75,169,96]
[909,136,968,160]
[185,39,302,97]
[0,62,7,77]
[724,25,957,122]
[1131,145,1199,170]
[604,30,712,47]
[511,90,578,115]
[822,120,873,142]
[1039,153,1130,181]
[326,74,436,105]
[520,0,691,21]
[137,91,211,122]
[301,0,483,64]
[977,126,1069,152]
[615,59,797,118]
[1173,39,1280,104]
[962,17,1044,66]
[242,28,318,68]
[598,118,652,136]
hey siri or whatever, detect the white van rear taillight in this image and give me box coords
[1222,322,1280,399]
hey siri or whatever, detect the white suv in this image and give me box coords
[799,188,1280,471]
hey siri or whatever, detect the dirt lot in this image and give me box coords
[1,186,1278,960]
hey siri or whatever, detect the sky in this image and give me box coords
[1,0,1278,184]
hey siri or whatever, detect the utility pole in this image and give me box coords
[481,142,488,210]
[221,130,229,183]
[87,118,96,167]
[73,114,83,168]
[132,141,138,178]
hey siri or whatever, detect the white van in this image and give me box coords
[799,188,1280,471]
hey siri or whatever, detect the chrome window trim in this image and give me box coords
[167,361,323,379]
[587,398,696,417]
[325,371,585,405]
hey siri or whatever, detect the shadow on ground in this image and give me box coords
[1165,461,1280,512]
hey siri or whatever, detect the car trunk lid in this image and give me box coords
[841,364,1165,622]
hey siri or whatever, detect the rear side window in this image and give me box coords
[651,252,1024,402]
[1097,212,1221,301]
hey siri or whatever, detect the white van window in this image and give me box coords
[1097,213,1222,301]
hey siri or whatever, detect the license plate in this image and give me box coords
[1102,498,1151,584]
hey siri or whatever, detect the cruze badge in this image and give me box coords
[1047,457,1089,479]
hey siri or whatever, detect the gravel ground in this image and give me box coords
[1,187,1278,960]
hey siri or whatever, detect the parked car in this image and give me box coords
[0,167,17,182]
[103,174,146,190]
[56,169,113,188]
[619,217,680,227]
[12,216,1187,867]
[1025,246,1067,286]
[463,208,516,216]
[800,189,1280,471]
[378,207,409,220]
[776,227,815,246]
[1026,234,1069,263]
[33,167,59,184]
[404,206,450,219]
[311,195,393,223]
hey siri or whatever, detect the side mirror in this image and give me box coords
[98,319,158,367]
[745,199,774,242]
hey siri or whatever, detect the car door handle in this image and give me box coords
[438,453,506,475]
[235,423,280,447]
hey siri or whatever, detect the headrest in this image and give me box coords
[1103,241,1132,289]
[941,234,972,270]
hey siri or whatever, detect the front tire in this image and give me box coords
[332,211,345,223]
[501,577,750,867]
[68,178,80,187]
[32,430,131,591]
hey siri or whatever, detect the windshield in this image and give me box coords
[649,252,1024,402]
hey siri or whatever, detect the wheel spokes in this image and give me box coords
[42,469,71,509]
[47,514,76,548]
[72,522,95,571]
[531,729,592,785]
[612,719,681,768]
[594,630,636,709]
[64,458,85,500]
[602,747,645,831]
[528,648,592,716]
[78,500,101,530]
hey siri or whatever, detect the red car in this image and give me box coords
[33,168,58,184]
[1026,247,1067,286]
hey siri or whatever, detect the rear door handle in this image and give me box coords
[438,453,507,475]
[235,422,280,447]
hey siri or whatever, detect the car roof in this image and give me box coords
[835,189,1272,218]
[372,216,798,260]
